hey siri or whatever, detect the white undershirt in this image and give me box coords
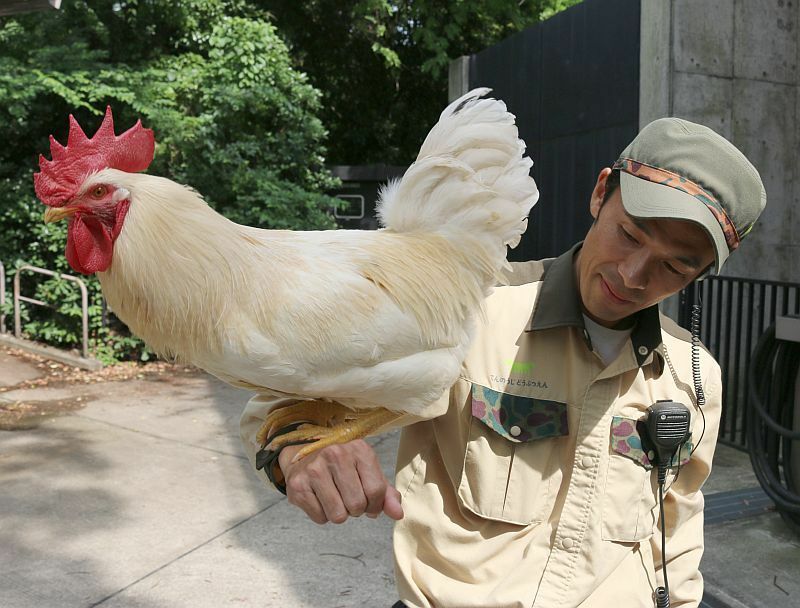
[582,314,634,366]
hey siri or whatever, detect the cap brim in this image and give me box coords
[619,171,727,274]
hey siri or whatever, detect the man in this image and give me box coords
[240,117,766,607]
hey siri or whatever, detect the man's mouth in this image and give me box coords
[600,276,632,305]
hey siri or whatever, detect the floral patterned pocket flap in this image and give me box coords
[610,416,693,470]
[471,383,568,443]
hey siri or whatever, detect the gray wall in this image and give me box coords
[642,0,799,283]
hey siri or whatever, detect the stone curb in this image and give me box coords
[0,333,103,370]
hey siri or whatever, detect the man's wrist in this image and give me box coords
[277,444,304,474]
[254,422,313,494]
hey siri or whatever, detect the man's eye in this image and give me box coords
[91,185,107,199]
[665,262,685,277]
[620,226,638,244]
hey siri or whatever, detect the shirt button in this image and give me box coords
[562,538,574,549]
[638,345,649,356]
[510,425,522,437]
[581,456,593,469]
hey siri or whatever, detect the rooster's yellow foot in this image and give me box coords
[264,407,402,463]
[256,399,354,447]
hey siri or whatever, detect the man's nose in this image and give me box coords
[619,252,648,290]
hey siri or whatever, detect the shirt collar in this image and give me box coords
[526,241,664,369]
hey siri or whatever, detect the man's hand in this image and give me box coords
[278,439,404,524]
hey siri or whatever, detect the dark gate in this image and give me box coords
[679,278,800,450]
[467,0,641,261]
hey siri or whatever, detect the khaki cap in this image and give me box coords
[614,118,766,273]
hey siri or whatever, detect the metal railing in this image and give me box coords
[13,265,90,358]
[679,277,800,450]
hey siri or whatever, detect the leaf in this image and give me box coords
[0,1,340,361]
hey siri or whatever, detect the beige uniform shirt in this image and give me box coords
[392,245,721,608]
[239,244,722,608]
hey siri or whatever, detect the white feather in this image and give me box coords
[377,88,539,286]
[87,89,538,419]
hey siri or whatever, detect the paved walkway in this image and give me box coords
[1,351,798,607]
[1,357,397,608]
[0,350,42,387]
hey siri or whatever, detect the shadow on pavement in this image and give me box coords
[1,359,399,608]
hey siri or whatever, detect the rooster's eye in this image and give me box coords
[91,185,107,199]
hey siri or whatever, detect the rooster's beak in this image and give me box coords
[43,206,77,223]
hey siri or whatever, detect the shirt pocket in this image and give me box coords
[457,382,568,525]
[601,416,693,542]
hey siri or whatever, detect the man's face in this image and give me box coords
[575,169,716,328]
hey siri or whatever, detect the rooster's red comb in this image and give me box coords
[34,106,155,207]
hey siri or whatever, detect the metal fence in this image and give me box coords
[678,277,800,450]
[11,264,91,358]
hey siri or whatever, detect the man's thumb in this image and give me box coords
[384,485,404,520]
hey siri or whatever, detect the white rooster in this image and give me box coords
[35,89,538,461]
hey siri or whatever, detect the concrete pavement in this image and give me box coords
[0,350,42,387]
[1,350,798,608]
[0,358,398,608]
[698,446,800,608]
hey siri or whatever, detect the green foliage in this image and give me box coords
[0,175,148,366]
[0,0,581,362]
[0,1,340,362]
[258,0,582,164]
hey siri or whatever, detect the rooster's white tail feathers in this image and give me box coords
[376,88,539,283]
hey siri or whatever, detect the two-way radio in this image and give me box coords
[645,401,692,485]
[642,292,707,608]
[643,400,691,608]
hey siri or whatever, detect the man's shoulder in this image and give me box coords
[658,311,719,367]
[499,259,551,287]
[480,260,550,329]
[659,313,691,343]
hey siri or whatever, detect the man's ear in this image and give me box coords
[590,168,613,219]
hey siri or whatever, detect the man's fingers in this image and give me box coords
[286,481,328,524]
[329,452,370,517]
[284,450,338,525]
[353,441,403,520]
[282,440,399,524]
[355,444,390,518]
[383,485,404,520]
[308,464,350,524]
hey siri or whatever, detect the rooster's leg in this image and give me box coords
[265,407,403,463]
[256,400,353,447]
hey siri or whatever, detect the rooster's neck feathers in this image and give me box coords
[94,169,277,360]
